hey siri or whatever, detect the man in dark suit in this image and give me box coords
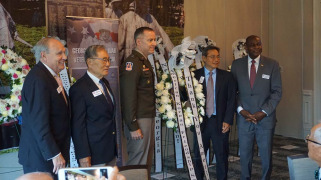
[193,45,236,180]
[70,45,117,167]
[18,37,70,179]
[231,35,282,180]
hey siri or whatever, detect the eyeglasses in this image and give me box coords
[207,55,220,59]
[90,57,110,63]
[305,134,321,146]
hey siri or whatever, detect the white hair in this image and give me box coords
[31,37,66,63]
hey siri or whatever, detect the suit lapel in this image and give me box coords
[38,62,68,108]
[84,73,109,107]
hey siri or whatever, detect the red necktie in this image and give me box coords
[250,60,256,88]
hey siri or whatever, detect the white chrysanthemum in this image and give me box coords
[160,96,170,104]
[156,82,164,90]
[197,84,203,90]
[165,82,172,90]
[162,90,169,96]
[1,64,9,71]
[165,104,172,111]
[2,111,8,117]
[199,107,205,116]
[199,99,205,106]
[156,90,162,97]
[192,78,198,86]
[18,106,22,113]
[199,116,203,123]
[155,62,160,69]
[179,79,185,86]
[158,105,166,113]
[195,86,202,93]
[191,72,195,77]
[196,93,205,99]
[185,118,192,128]
[21,59,28,66]
[167,110,176,120]
[166,120,175,128]
[176,69,183,77]
[162,73,168,80]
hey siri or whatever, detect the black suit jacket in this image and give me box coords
[70,72,117,165]
[18,62,71,170]
[194,68,236,131]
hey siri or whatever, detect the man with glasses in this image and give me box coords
[70,45,117,167]
[307,124,321,180]
[192,45,236,180]
[231,35,282,180]
[19,37,70,179]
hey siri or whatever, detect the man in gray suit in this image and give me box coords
[231,35,282,180]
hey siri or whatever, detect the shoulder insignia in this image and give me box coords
[126,62,133,71]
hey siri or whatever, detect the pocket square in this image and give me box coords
[262,74,270,79]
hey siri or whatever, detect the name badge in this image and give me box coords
[262,74,270,79]
[92,90,102,97]
[199,76,204,83]
[57,86,62,94]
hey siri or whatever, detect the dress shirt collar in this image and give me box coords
[87,70,101,85]
[42,62,58,77]
[204,67,217,76]
[248,55,260,64]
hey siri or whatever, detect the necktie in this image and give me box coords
[99,79,114,107]
[54,75,68,105]
[206,71,214,118]
[250,59,256,88]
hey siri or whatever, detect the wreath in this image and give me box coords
[154,37,206,129]
[0,46,30,124]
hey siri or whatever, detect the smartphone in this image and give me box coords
[58,166,114,180]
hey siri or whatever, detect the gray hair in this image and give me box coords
[84,45,106,66]
[31,37,66,63]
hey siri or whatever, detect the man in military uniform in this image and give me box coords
[119,27,156,177]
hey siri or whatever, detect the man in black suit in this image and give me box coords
[18,37,70,179]
[193,46,236,180]
[70,45,117,167]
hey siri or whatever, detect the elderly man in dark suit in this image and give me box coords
[18,37,70,179]
[70,45,117,167]
[231,35,282,180]
[193,45,236,180]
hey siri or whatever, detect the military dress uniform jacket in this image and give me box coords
[120,50,156,131]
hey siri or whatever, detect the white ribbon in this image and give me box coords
[148,55,162,173]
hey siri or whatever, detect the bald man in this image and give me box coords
[307,124,321,180]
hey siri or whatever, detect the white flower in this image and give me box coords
[179,79,185,86]
[166,120,175,128]
[199,116,203,123]
[167,110,176,120]
[176,69,183,77]
[156,83,164,90]
[195,86,202,94]
[18,106,22,113]
[192,78,198,86]
[199,99,205,106]
[197,84,203,90]
[156,90,162,97]
[162,74,168,80]
[162,90,169,96]
[196,93,205,99]
[191,72,195,77]
[185,118,192,128]
[21,59,27,66]
[199,107,205,116]
[2,111,8,117]
[1,64,9,71]
[158,105,166,113]
[160,96,170,104]
[165,82,172,90]
[164,104,172,111]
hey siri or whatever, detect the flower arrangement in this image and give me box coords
[155,48,206,129]
[0,46,30,124]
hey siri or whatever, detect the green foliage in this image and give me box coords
[15,25,47,68]
[162,26,184,46]
[0,147,19,155]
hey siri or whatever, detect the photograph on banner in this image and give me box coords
[47,0,105,40]
[0,0,46,67]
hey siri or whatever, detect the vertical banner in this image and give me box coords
[148,55,162,172]
[66,16,123,166]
